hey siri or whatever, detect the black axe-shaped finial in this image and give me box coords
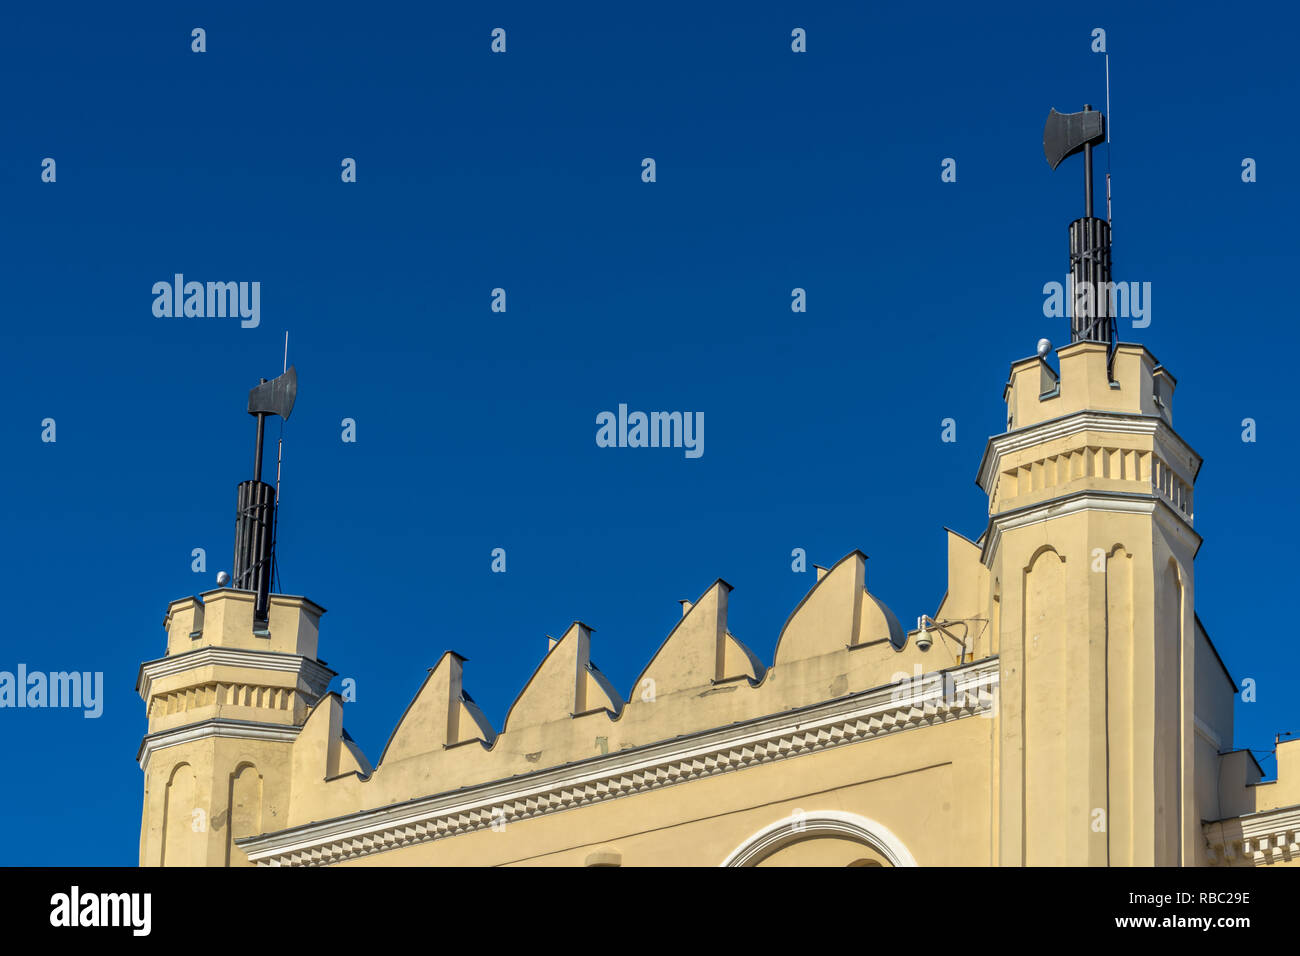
[1044,105,1106,219]
[247,365,296,486]
[248,365,297,421]
[1043,107,1105,170]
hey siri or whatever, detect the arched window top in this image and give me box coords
[721,811,916,867]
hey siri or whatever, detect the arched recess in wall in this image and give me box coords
[162,762,196,867]
[1104,544,1135,654]
[991,576,1001,656]
[1022,544,1067,866]
[720,811,917,867]
[1156,557,1186,864]
[1104,542,1135,864]
[226,762,264,866]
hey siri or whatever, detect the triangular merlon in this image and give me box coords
[504,622,624,733]
[773,550,904,667]
[631,579,764,699]
[378,651,496,766]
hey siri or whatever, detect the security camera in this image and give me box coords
[915,616,933,652]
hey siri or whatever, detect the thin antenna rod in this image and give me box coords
[1105,52,1113,228]
[275,332,288,504]
[1105,54,1111,143]
[273,332,288,593]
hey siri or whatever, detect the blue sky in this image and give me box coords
[1,2,1296,864]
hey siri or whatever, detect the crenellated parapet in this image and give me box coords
[138,590,333,739]
[983,342,1200,527]
[271,548,988,834]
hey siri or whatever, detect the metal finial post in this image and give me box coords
[252,378,268,481]
[1044,104,1111,347]
[1083,104,1094,218]
[234,366,298,628]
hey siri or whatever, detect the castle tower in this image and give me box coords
[136,366,329,866]
[981,341,1199,865]
[137,591,333,866]
[980,106,1201,865]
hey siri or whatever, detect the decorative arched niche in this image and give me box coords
[721,811,917,867]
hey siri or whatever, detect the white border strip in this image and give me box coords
[721,810,918,867]
[138,719,301,769]
[137,647,334,701]
[238,659,999,866]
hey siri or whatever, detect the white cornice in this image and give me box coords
[976,411,1201,494]
[236,659,1001,866]
[1203,804,1300,866]
[136,647,336,701]
[137,718,301,770]
[980,491,1201,566]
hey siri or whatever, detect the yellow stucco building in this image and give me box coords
[135,117,1300,865]
[134,332,1300,867]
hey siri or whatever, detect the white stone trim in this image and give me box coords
[237,659,1000,866]
[976,411,1199,493]
[980,491,1200,566]
[138,718,301,770]
[136,647,335,701]
[1203,804,1300,867]
[720,810,917,867]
